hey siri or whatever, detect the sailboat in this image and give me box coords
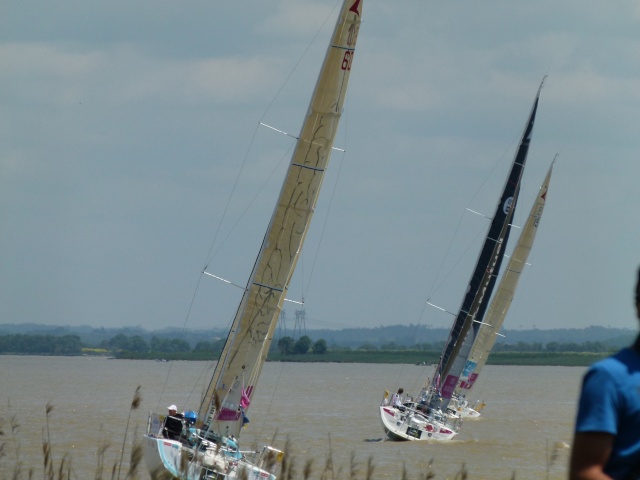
[379,79,544,442]
[452,158,555,412]
[144,1,363,478]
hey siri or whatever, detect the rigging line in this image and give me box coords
[426,117,523,299]
[427,209,488,302]
[202,119,262,269]
[203,1,339,268]
[182,358,216,417]
[260,122,346,152]
[257,0,341,126]
[468,121,519,208]
[206,140,296,266]
[424,202,467,301]
[154,271,208,413]
[407,298,435,393]
[206,1,341,287]
[254,358,288,442]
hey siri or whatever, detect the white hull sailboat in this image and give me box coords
[380,81,545,442]
[144,1,363,478]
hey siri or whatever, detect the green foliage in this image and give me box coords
[193,340,223,352]
[0,329,617,366]
[294,335,312,354]
[277,336,295,354]
[150,336,190,353]
[312,339,327,354]
[129,335,149,352]
[0,334,82,355]
[493,340,611,353]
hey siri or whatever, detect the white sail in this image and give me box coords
[145,2,363,478]
[456,159,555,397]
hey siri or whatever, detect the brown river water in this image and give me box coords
[0,355,585,479]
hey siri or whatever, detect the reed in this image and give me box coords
[0,388,145,480]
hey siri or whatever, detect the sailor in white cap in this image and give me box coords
[163,404,183,440]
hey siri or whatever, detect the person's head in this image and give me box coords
[168,404,177,415]
[398,388,404,394]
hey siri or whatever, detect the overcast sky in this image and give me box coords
[2,0,639,335]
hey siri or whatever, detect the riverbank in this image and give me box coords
[114,350,610,366]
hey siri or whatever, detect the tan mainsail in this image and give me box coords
[197,0,363,440]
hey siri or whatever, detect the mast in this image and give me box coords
[431,78,545,408]
[456,158,555,395]
[197,0,363,439]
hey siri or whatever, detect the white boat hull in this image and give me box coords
[379,406,457,442]
[144,435,205,479]
[144,435,277,480]
[458,406,481,418]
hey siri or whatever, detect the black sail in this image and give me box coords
[433,80,544,404]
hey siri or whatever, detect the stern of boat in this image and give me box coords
[143,412,280,480]
[379,405,457,442]
[144,434,199,479]
[460,406,482,419]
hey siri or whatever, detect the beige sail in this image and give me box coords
[198,0,363,439]
[456,159,555,396]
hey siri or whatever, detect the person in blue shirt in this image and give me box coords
[570,267,640,480]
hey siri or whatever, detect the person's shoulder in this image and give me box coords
[591,348,639,374]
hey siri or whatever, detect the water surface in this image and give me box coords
[0,356,584,479]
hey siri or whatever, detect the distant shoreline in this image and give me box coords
[110,350,610,367]
[0,350,611,367]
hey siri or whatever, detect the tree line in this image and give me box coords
[350,340,613,354]
[0,332,615,356]
[0,333,329,356]
[0,334,83,355]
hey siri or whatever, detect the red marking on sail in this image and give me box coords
[241,387,252,409]
[216,408,241,421]
[349,0,361,16]
[461,372,478,389]
[441,375,458,398]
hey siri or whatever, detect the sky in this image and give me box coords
[2,0,640,335]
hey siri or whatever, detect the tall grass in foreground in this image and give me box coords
[1,386,143,480]
[0,388,568,480]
